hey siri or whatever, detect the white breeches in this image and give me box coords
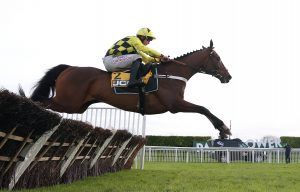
[102,54,142,72]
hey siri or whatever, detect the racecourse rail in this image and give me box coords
[144,146,300,163]
[0,90,146,190]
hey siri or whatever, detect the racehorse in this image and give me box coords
[27,40,232,138]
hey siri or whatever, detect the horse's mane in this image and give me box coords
[173,47,206,60]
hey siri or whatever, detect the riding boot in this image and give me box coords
[127,60,145,88]
[139,63,152,76]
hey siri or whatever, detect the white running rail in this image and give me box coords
[143,146,300,164]
[62,107,146,136]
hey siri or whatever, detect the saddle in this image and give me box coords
[110,67,158,95]
[110,65,159,115]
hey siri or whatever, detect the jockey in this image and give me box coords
[103,28,170,88]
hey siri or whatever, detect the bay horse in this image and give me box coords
[28,40,232,138]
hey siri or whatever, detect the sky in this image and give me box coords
[1,0,300,140]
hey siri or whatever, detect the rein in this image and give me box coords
[155,74,188,83]
[155,54,213,83]
[154,59,195,84]
[155,59,207,83]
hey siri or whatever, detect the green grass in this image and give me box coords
[2,163,300,192]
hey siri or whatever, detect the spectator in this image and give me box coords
[284,144,291,164]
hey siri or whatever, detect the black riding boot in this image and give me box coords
[127,60,144,88]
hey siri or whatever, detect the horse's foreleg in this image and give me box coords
[171,100,231,138]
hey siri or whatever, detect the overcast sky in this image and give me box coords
[1,0,299,140]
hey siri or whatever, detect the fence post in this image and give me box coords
[201,149,203,163]
[252,150,255,163]
[226,149,230,163]
[277,149,280,164]
[148,147,151,162]
[175,148,178,162]
[186,151,189,163]
[140,116,146,170]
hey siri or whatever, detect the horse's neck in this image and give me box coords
[158,59,195,80]
[181,51,207,69]
[174,52,207,79]
[157,50,207,80]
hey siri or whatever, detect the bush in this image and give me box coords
[280,137,300,148]
[145,135,211,147]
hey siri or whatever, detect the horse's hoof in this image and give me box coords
[221,125,232,135]
[217,124,232,139]
[219,132,228,139]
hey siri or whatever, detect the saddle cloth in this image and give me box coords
[111,68,158,94]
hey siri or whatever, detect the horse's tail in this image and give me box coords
[31,64,70,102]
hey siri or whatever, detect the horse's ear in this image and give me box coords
[202,46,206,49]
[210,39,214,49]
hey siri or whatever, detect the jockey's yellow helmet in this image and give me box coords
[136,28,156,39]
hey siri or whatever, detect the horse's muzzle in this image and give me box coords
[220,75,232,83]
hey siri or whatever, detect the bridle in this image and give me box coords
[170,50,224,77]
[156,50,228,83]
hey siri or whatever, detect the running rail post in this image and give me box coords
[140,115,146,170]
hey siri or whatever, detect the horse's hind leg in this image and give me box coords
[53,83,91,114]
[40,98,65,113]
[170,100,231,138]
[45,97,83,113]
[78,99,100,113]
